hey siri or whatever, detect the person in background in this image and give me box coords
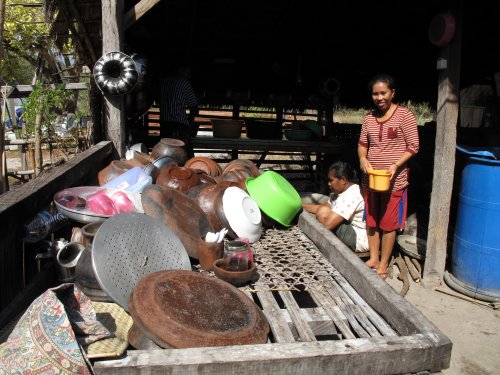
[158,60,199,157]
[358,73,419,279]
[302,161,369,253]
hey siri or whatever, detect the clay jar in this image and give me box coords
[186,182,235,232]
[215,169,250,191]
[184,156,222,177]
[198,239,224,271]
[222,159,260,178]
[98,159,135,186]
[128,151,154,168]
[151,138,188,166]
[156,166,202,193]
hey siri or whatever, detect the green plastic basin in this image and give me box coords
[245,171,302,227]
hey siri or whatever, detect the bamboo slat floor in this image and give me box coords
[198,225,398,344]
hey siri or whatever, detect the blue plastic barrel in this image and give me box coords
[451,145,500,298]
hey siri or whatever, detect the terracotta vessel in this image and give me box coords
[212,259,258,286]
[184,156,222,177]
[141,184,215,259]
[156,165,202,193]
[128,151,154,168]
[215,169,249,191]
[128,270,270,348]
[98,159,135,186]
[186,181,239,237]
[198,239,224,271]
[222,159,260,178]
[151,138,188,165]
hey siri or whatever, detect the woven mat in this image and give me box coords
[198,226,339,292]
[85,301,133,359]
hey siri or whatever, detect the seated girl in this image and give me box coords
[302,161,368,252]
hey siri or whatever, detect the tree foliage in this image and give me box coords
[3,0,51,55]
[1,0,61,84]
[22,83,71,138]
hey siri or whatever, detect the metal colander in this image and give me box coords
[92,212,191,310]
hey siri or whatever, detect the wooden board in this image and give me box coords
[0,141,113,310]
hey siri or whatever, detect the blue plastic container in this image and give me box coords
[102,166,152,193]
[451,145,500,298]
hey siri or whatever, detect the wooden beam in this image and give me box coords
[102,0,126,159]
[58,0,93,68]
[93,334,444,374]
[422,5,463,288]
[67,0,97,63]
[0,83,89,98]
[124,0,161,30]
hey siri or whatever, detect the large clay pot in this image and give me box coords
[186,181,240,239]
[222,159,260,178]
[215,169,250,191]
[141,184,216,259]
[186,183,226,232]
[156,166,202,193]
[151,138,188,165]
[98,159,135,186]
[184,156,222,177]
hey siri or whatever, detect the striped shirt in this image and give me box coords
[358,105,419,191]
[159,77,198,126]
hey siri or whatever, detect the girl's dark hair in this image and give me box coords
[329,161,358,183]
[368,73,396,92]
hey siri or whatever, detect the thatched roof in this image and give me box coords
[47,0,500,109]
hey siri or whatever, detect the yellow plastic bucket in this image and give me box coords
[368,168,391,192]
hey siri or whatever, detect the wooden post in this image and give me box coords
[34,110,42,176]
[101,0,126,158]
[422,6,462,288]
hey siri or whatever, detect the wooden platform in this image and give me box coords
[92,214,452,374]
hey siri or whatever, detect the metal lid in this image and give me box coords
[92,212,191,310]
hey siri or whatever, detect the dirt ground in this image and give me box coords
[386,270,500,375]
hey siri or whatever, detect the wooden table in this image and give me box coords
[191,136,349,184]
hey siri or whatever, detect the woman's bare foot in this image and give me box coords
[376,264,389,280]
[365,259,379,269]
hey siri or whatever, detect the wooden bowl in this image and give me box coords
[212,259,257,286]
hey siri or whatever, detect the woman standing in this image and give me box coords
[358,73,419,279]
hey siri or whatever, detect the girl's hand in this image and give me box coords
[389,163,398,180]
[359,157,372,174]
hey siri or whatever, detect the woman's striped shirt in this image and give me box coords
[358,105,419,191]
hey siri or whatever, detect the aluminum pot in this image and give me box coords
[75,221,113,302]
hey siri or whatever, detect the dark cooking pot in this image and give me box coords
[151,138,188,165]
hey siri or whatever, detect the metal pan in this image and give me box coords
[91,212,191,310]
[54,186,144,224]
